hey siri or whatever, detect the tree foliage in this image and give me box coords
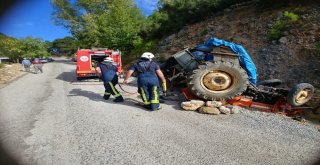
[19,37,50,58]
[52,0,144,51]
[0,34,50,62]
[0,33,21,60]
[51,36,79,56]
[143,0,248,38]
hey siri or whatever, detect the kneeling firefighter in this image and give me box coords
[96,57,124,102]
[123,52,167,110]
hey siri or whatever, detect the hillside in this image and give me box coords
[157,2,320,90]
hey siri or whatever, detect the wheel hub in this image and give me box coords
[202,71,232,91]
[295,89,311,104]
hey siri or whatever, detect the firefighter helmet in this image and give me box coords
[104,57,113,62]
[141,52,154,59]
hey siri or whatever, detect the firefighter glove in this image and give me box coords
[162,82,167,95]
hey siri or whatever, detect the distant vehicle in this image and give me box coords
[40,57,54,63]
[47,57,54,62]
[40,58,48,63]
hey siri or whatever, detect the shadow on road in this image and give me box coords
[68,88,154,111]
[56,70,77,83]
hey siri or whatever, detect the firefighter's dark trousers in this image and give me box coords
[138,73,160,111]
[103,78,123,100]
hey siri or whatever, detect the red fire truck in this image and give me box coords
[76,48,123,80]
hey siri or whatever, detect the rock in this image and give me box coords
[177,29,187,37]
[279,37,287,44]
[181,100,205,111]
[230,106,241,114]
[198,106,221,115]
[224,8,232,13]
[206,101,223,108]
[219,106,231,114]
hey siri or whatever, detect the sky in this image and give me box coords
[0,0,158,42]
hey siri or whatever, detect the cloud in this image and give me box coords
[13,21,34,27]
[26,22,34,26]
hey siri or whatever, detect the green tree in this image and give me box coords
[50,36,79,56]
[144,0,248,38]
[52,0,144,51]
[0,33,22,62]
[0,34,50,62]
[19,37,50,58]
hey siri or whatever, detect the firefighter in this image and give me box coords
[96,57,124,102]
[123,52,167,111]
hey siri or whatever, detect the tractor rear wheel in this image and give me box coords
[187,61,249,100]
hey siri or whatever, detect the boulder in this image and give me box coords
[198,106,221,115]
[181,100,205,111]
[206,101,223,108]
[219,106,231,114]
[230,106,241,114]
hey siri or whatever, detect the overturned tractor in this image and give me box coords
[161,37,314,107]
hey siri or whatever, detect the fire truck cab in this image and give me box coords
[76,48,123,80]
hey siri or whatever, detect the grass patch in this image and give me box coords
[0,63,4,69]
[284,11,299,22]
[267,10,299,41]
[267,20,286,41]
[200,29,209,36]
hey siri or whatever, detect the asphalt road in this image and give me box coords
[0,58,319,165]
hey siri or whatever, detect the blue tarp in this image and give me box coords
[203,37,257,84]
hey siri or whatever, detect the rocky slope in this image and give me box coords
[157,2,320,89]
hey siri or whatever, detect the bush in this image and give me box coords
[201,29,209,36]
[123,39,158,65]
[284,11,299,22]
[267,20,286,41]
[267,10,300,41]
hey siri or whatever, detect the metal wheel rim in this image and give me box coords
[295,89,312,104]
[201,71,232,92]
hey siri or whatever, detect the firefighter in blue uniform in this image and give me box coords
[123,52,166,110]
[96,57,124,102]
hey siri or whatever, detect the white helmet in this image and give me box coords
[104,57,113,63]
[141,52,154,59]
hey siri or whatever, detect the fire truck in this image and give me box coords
[76,48,123,80]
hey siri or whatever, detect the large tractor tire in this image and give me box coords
[187,61,249,100]
[287,83,314,106]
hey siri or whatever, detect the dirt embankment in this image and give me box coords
[0,64,25,88]
[158,2,320,88]
[157,2,320,116]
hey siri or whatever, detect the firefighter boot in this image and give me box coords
[103,94,111,100]
[114,96,124,102]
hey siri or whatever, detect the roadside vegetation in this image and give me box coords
[267,11,299,41]
[0,34,50,62]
